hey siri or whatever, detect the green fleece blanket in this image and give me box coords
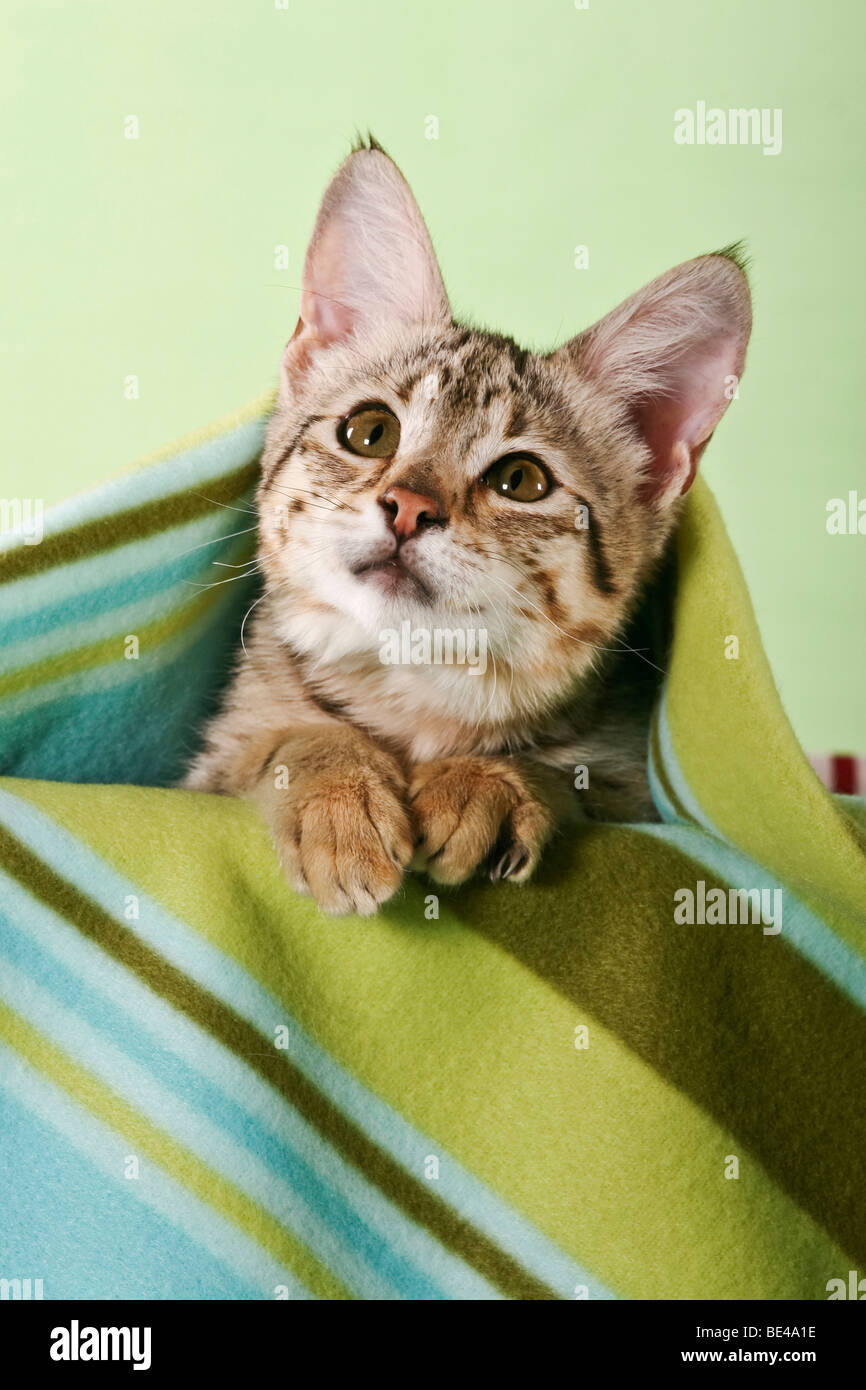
[0,395,864,1301]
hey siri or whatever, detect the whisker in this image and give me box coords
[475,581,516,709]
[465,591,502,724]
[184,567,261,592]
[265,481,339,502]
[263,484,344,515]
[478,550,667,676]
[266,500,342,518]
[240,586,273,656]
[173,524,259,560]
[194,493,258,518]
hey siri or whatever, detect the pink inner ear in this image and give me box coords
[300,287,355,347]
[298,223,357,348]
[635,399,696,502]
[634,334,745,503]
[282,228,358,386]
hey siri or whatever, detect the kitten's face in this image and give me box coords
[256,142,750,729]
[259,322,656,711]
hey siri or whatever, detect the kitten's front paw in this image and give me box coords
[409,756,556,887]
[266,744,414,917]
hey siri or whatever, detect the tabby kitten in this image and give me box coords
[184,138,751,915]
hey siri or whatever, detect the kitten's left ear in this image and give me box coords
[555,250,751,506]
[282,140,450,388]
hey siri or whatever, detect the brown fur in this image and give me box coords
[184,140,751,915]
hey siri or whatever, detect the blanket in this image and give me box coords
[1,394,864,1300]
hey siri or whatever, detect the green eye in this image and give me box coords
[339,404,400,458]
[483,455,551,502]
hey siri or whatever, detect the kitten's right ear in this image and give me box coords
[282,141,450,389]
[553,249,751,508]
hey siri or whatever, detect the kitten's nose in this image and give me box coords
[379,486,444,539]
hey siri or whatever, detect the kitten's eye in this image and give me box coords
[338,405,400,458]
[483,455,551,502]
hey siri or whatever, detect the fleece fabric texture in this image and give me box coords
[0,394,864,1301]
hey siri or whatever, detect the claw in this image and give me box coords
[490,844,530,882]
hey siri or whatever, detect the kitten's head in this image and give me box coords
[258,139,750,729]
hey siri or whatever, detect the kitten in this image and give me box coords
[184,137,751,916]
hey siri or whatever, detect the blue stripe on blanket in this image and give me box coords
[0,1043,312,1299]
[0,1085,264,1300]
[0,510,255,651]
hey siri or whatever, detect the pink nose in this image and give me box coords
[380,486,443,539]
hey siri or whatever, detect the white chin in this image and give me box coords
[318,566,438,633]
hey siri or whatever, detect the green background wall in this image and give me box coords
[3,0,864,752]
